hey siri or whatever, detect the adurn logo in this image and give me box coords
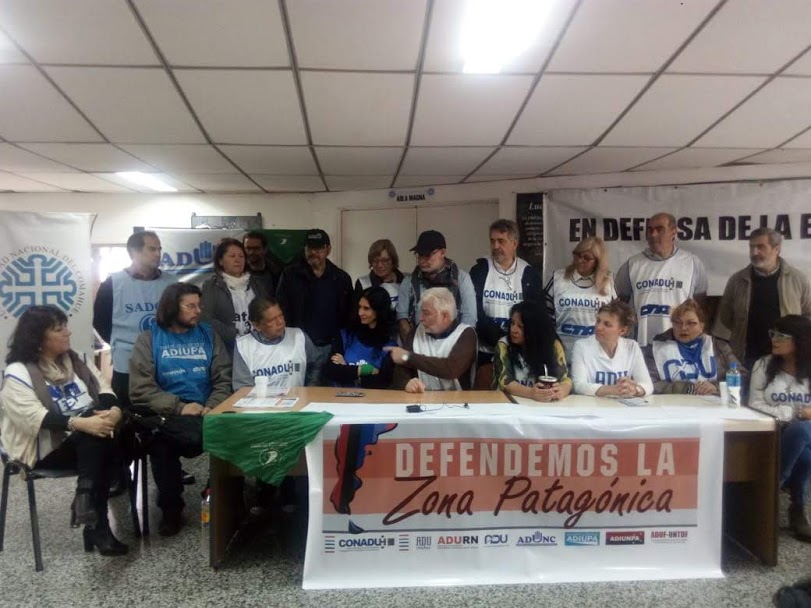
[605,531,645,546]
[516,531,557,547]
[564,531,600,546]
[437,535,479,549]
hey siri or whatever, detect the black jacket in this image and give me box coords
[469,258,546,349]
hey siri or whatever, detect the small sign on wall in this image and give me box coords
[388,187,436,203]
[516,192,544,274]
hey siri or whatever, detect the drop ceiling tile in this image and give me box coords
[784,50,811,76]
[670,0,811,74]
[302,72,413,146]
[399,147,493,175]
[465,174,535,183]
[508,74,648,146]
[0,144,79,172]
[250,174,324,192]
[18,143,153,172]
[0,0,158,64]
[424,0,577,73]
[0,172,66,192]
[631,148,765,171]
[477,146,587,175]
[119,145,236,174]
[0,30,26,63]
[783,127,811,148]
[315,147,402,175]
[695,78,811,148]
[289,0,425,70]
[411,75,533,146]
[135,0,289,67]
[394,175,465,187]
[167,173,262,192]
[603,75,765,146]
[549,0,717,72]
[0,65,102,142]
[325,176,392,191]
[547,147,678,176]
[738,149,811,165]
[16,172,134,192]
[219,146,317,175]
[46,67,205,144]
[175,70,306,144]
[96,172,198,192]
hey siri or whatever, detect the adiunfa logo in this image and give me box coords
[0,250,86,319]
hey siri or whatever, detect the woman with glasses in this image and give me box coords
[546,237,617,363]
[643,298,743,394]
[354,239,406,311]
[749,315,811,542]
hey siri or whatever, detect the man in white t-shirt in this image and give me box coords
[615,212,707,347]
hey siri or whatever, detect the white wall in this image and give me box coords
[1,160,810,263]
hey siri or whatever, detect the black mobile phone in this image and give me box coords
[406,405,423,413]
[335,391,365,398]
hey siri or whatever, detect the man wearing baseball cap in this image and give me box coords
[276,228,353,384]
[396,229,476,344]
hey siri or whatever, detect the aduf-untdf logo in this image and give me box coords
[0,250,86,319]
[565,531,600,546]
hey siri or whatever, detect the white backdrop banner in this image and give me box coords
[149,228,245,285]
[303,415,723,589]
[0,212,93,362]
[544,180,811,295]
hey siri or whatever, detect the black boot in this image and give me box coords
[83,522,128,556]
[788,504,811,542]
[158,508,183,537]
[71,478,97,527]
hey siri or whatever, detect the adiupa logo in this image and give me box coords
[484,533,510,546]
[564,531,600,546]
[516,531,557,547]
[437,535,479,549]
[650,530,689,544]
[336,535,395,551]
[0,250,87,319]
[605,531,645,545]
[160,345,207,360]
[415,536,432,550]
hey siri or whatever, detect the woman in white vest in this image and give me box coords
[570,299,653,397]
[749,315,811,542]
[386,287,477,392]
[354,239,406,311]
[493,300,572,402]
[643,298,742,395]
[546,236,616,363]
[202,238,269,353]
[232,297,318,390]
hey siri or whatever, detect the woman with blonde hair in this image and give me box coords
[354,239,406,311]
[546,236,617,362]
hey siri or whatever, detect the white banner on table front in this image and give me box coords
[544,180,811,295]
[304,415,723,589]
[149,228,245,285]
[0,212,93,363]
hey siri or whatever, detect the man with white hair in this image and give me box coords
[386,287,477,392]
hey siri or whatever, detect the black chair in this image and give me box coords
[128,431,150,538]
[0,442,78,572]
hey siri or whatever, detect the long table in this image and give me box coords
[207,389,778,570]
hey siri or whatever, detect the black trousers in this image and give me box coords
[111,370,131,409]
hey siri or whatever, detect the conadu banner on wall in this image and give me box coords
[0,212,93,363]
[544,179,811,295]
[303,415,723,588]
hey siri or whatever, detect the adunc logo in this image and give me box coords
[0,253,81,318]
[516,531,557,547]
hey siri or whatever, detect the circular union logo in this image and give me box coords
[259,449,279,466]
[140,313,157,332]
[0,253,83,319]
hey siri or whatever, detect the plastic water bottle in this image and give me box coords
[201,488,211,561]
[726,362,741,408]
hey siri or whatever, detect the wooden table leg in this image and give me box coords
[209,455,244,569]
[723,430,779,566]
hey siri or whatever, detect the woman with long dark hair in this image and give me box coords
[325,286,396,388]
[0,305,127,555]
[749,315,811,542]
[493,301,572,402]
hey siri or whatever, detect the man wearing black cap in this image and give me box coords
[396,229,476,344]
[276,229,353,384]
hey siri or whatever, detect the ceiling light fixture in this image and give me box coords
[115,171,177,192]
[461,0,552,74]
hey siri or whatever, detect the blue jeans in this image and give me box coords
[781,420,811,507]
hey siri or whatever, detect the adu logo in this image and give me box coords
[484,534,509,546]
[516,531,557,547]
[564,531,600,546]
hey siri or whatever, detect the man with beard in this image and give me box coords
[713,227,811,368]
[276,229,353,384]
[396,230,476,344]
[243,230,277,297]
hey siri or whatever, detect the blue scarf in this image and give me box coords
[676,335,704,367]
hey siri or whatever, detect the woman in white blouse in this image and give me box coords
[749,315,811,542]
[570,299,653,398]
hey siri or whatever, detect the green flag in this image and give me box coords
[203,412,333,485]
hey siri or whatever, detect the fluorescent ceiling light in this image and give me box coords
[461,0,552,74]
[115,171,177,192]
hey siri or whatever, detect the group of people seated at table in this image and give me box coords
[1,211,809,559]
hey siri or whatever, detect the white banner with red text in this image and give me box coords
[303,415,723,589]
[544,180,811,294]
